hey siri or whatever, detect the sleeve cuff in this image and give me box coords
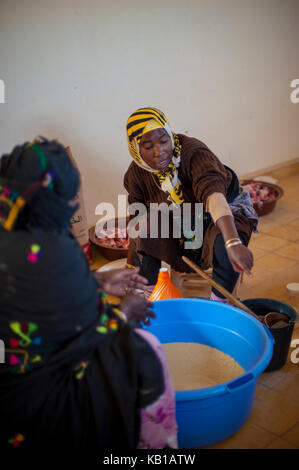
[206,192,233,224]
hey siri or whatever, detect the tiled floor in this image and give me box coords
[90,172,299,449]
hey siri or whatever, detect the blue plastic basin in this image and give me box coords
[145,298,274,448]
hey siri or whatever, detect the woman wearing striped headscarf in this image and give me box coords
[124,107,258,301]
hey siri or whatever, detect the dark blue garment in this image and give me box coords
[0,139,164,450]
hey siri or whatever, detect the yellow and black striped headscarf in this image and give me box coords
[126,107,184,207]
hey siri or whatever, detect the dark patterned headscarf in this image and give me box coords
[0,137,80,231]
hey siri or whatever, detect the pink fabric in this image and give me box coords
[210,291,228,303]
[135,328,178,449]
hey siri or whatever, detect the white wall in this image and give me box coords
[1,0,299,224]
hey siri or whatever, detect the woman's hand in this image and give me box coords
[226,244,254,276]
[120,295,156,326]
[94,267,148,298]
[215,215,254,276]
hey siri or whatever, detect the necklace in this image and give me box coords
[151,173,163,192]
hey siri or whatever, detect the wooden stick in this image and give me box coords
[182,256,261,321]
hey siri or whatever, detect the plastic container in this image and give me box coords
[149,268,183,301]
[145,298,273,448]
[243,298,297,372]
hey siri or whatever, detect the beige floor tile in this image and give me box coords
[279,186,299,200]
[240,268,275,289]
[258,218,299,236]
[276,242,299,262]
[288,217,299,228]
[258,364,296,389]
[204,421,277,449]
[249,234,289,252]
[291,328,299,340]
[265,437,298,449]
[250,247,269,261]
[271,369,299,406]
[272,262,299,286]
[267,225,299,243]
[240,264,299,295]
[269,203,299,218]
[257,219,284,234]
[278,195,299,206]
[256,211,284,231]
[238,285,280,302]
[279,175,299,186]
[236,283,261,300]
[287,349,299,371]
[278,203,299,217]
[278,263,299,283]
[248,384,299,435]
[254,252,299,272]
[281,423,299,448]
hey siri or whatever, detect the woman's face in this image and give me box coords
[139,128,173,171]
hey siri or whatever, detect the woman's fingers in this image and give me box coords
[120,269,148,289]
[239,264,252,276]
[134,274,149,285]
[228,245,254,277]
[231,256,250,275]
[236,258,253,276]
[146,309,156,320]
[134,305,155,324]
[129,278,149,290]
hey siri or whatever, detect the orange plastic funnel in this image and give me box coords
[149,268,183,301]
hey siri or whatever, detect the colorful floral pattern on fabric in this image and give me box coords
[74,361,89,380]
[96,313,119,335]
[95,292,122,335]
[230,188,258,232]
[8,433,25,447]
[135,329,178,449]
[74,293,124,379]
[0,186,19,229]
[6,322,42,374]
[27,244,42,263]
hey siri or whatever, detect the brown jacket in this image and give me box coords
[124,134,253,272]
